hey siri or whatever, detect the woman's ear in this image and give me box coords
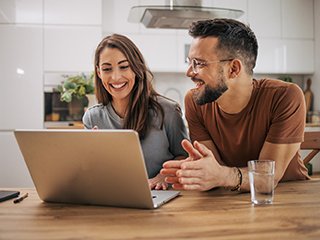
[96,66,101,79]
[229,59,241,79]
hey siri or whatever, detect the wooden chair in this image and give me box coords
[301,131,320,164]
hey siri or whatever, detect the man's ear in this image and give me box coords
[229,59,241,78]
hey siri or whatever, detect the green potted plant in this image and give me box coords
[57,73,95,120]
[278,75,293,83]
[57,72,95,104]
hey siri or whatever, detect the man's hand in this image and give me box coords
[161,139,226,191]
[161,139,202,189]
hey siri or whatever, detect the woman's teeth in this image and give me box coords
[111,82,126,89]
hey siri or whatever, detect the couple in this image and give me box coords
[83,18,309,193]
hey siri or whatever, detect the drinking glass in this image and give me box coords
[248,160,275,205]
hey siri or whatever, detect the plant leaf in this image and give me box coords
[60,91,72,103]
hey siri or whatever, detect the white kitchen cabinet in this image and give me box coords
[0,25,42,188]
[255,39,284,74]
[281,0,314,39]
[212,0,248,23]
[44,0,101,25]
[249,0,314,74]
[284,39,314,74]
[0,0,43,24]
[177,33,192,73]
[102,0,140,34]
[129,34,178,72]
[255,38,314,74]
[44,26,101,72]
[0,25,43,129]
[248,0,281,38]
[248,0,313,39]
[0,132,33,187]
[44,0,102,72]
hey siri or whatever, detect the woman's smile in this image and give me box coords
[110,82,128,89]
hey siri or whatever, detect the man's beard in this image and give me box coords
[193,76,228,105]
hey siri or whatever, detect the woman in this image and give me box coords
[82,34,188,190]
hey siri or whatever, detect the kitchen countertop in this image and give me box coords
[306,123,320,128]
[45,121,84,129]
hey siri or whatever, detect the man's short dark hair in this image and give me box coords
[189,18,258,75]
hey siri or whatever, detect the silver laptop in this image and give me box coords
[14,129,180,209]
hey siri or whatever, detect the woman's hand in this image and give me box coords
[148,173,168,190]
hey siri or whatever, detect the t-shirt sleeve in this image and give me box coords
[164,102,189,158]
[266,83,306,144]
[82,110,93,129]
[184,90,212,142]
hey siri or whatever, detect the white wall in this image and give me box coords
[0,0,102,188]
[313,0,320,111]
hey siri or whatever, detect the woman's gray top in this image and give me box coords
[82,96,188,178]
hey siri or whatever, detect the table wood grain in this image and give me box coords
[1,179,319,240]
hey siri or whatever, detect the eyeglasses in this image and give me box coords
[186,58,234,74]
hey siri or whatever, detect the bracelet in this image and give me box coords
[230,167,242,192]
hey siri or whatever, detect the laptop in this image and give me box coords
[14,129,180,209]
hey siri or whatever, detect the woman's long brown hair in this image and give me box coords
[94,34,164,139]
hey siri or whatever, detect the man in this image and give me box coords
[161,18,309,192]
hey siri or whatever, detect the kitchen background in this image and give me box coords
[1,0,319,187]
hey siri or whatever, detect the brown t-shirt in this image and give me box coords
[185,79,309,181]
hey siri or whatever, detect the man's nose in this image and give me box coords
[186,64,194,77]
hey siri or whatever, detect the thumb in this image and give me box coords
[181,139,203,160]
[193,141,211,157]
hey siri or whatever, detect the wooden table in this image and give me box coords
[1,179,319,240]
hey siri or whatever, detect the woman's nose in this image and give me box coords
[111,69,120,80]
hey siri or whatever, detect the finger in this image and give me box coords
[165,176,180,184]
[180,160,202,170]
[155,182,167,190]
[176,169,203,178]
[172,183,184,190]
[181,184,202,191]
[178,177,201,185]
[149,183,155,189]
[163,160,183,169]
[172,183,201,190]
[181,139,203,159]
[193,141,212,157]
[148,179,156,189]
[162,183,167,190]
[160,168,178,176]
